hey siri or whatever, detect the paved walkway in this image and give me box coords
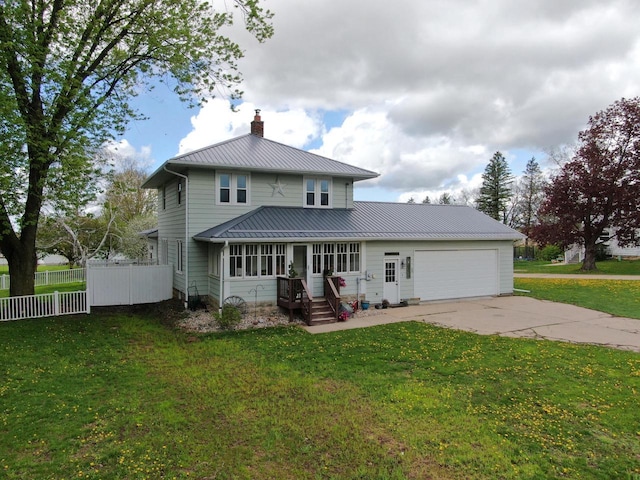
[303,296,640,352]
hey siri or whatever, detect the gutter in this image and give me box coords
[219,241,228,313]
[163,166,189,307]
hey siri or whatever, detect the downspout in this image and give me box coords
[164,167,189,307]
[219,241,228,313]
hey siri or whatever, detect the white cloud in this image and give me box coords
[178,99,323,154]
[104,139,154,171]
[166,0,640,200]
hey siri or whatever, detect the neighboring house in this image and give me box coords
[142,112,523,323]
[565,228,640,263]
[139,228,159,263]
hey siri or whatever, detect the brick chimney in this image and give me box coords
[250,109,264,137]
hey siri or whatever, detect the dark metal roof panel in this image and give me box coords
[194,202,525,242]
[143,134,379,188]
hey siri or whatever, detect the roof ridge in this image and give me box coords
[354,200,467,207]
[169,133,253,162]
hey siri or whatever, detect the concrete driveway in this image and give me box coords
[303,296,640,352]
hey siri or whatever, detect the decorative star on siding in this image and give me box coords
[269,177,287,197]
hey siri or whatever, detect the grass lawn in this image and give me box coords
[0,305,639,479]
[0,264,75,275]
[514,278,640,320]
[0,282,86,298]
[514,258,640,275]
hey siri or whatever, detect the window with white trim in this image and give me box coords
[275,244,286,276]
[261,245,274,276]
[312,244,322,274]
[218,172,250,205]
[336,243,348,273]
[312,242,361,274]
[228,244,286,279]
[230,244,243,277]
[304,177,331,207]
[162,186,166,210]
[176,240,184,273]
[349,242,360,272]
[323,243,335,274]
[177,181,183,205]
[245,244,258,277]
[208,247,220,276]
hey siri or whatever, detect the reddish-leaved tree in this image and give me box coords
[532,97,640,270]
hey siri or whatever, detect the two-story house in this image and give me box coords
[142,112,523,323]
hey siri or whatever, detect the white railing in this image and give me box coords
[0,290,89,322]
[0,268,86,291]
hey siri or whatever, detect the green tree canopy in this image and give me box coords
[0,0,273,296]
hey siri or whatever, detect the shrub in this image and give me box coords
[538,244,563,261]
[215,305,242,330]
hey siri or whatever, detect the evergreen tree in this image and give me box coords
[438,193,453,204]
[477,152,513,222]
[518,157,546,235]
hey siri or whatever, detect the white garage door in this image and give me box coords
[414,250,498,301]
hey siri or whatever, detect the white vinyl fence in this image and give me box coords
[86,264,173,307]
[0,268,85,291]
[1,264,173,321]
[0,291,89,321]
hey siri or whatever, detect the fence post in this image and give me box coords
[54,291,60,316]
[45,270,49,286]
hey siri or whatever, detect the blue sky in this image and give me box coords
[115,0,640,203]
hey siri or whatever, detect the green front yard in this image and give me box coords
[1,298,639,479]
[514,277,640,320]
[514,258,640,275]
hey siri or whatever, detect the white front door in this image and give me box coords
[383,258,399,304]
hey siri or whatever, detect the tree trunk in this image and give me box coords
[581,242,598,271]
[6,242,37,297]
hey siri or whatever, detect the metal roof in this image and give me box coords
[142,134,379,188]
[194,202,525,242]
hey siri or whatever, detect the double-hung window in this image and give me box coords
[218,173,249,205]
[304,177,331,207]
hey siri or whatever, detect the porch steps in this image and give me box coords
[308,297,336,326]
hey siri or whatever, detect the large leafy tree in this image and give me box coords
[37,211,115,267]
[102,160,157,259]
[476,151,513,222]
[532,97,640,271]
[0,0,273,296]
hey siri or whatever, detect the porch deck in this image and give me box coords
[276,276,341,326]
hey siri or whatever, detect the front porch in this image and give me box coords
[276,276,342,326]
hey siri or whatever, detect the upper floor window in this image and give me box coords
[162,186,166,210]
[177,181,183,205]
[304,177,331,208]
[218,172,249,205]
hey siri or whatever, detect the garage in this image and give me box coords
[414,249,498,301]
